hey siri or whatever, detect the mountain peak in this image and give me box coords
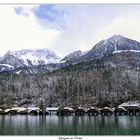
[104,34,125,44]
[61,50,84,62]
[110,34,124,39]
[81,35,140,60]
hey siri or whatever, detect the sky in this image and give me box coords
[1,4,140,58]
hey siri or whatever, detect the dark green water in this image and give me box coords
[0,115,140,135]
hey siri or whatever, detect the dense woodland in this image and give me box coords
[0,58,140,109]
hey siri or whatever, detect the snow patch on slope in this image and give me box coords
[0,64,14,69]
[113,50,140,54]
[15,70,22,74]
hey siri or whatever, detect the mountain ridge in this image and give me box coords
[1,35,140,73]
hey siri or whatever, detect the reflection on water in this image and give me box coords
[0,115,140,135]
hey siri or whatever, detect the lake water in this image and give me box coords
[0,115,140,135]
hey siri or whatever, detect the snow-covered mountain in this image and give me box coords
[61,50,87,62]
[62,35,140,63]
[83,35,140,59]
[0,48,61,68]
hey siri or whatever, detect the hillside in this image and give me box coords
[0,58,140,108]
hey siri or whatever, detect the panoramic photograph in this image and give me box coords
[1,4,140,135]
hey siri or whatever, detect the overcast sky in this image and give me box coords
[1,4,140,58]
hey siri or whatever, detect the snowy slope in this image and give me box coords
[0,64,14,69]
[113,50,140,54]
[0,64,14,72]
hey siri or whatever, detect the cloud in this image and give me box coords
[14,5,39,16]
[0,5,60,57]
[0,5,99,58]
[1,4,140,58]
[48,5,140,57]
[93,15,140,44]
[37,5,103,56]
[33,5,66,30]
